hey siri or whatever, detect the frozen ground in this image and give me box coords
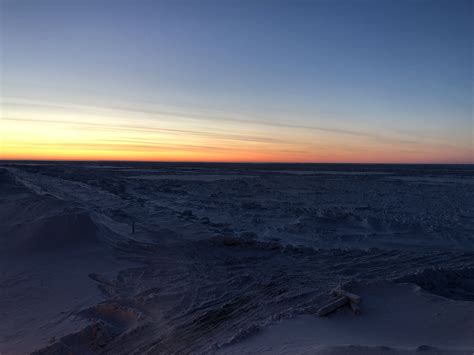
[0,162,473,354]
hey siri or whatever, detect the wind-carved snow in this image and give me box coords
[0,163,473,354]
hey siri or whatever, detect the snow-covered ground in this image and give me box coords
[221,281,474,355]
[0,162,473,354]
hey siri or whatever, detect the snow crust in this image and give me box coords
[0,163,473,354]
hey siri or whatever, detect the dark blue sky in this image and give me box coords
[1,0,472,162]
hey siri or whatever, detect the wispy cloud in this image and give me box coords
[1,98,460,150]
[1,116,287,145]
[1,98,470,162]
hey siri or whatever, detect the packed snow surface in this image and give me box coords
[0,162,473,354]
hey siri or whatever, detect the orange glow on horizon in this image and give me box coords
[1,103,472,165]
[2,148,472,164]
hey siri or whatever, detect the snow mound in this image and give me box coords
[31,321,120,355]
[396,267,474,301]
[219,280,474,354]
[6,208,102,251]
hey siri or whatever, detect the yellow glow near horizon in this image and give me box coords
[1,101,472,164]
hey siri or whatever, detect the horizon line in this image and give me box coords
[0,158,472,166]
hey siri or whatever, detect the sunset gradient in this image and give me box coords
[1,0,472,163]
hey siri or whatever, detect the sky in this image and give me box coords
[0,0,472,163]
